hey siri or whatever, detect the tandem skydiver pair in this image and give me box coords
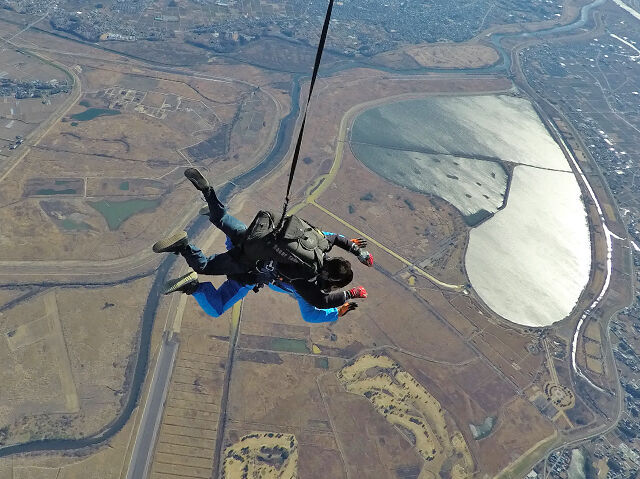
[152,168,374,322]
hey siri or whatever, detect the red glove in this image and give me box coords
[347,286,368,299]
[350,238,368,248]
[358,250,373,267]
[338,302,358,317]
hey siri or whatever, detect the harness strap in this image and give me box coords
[278,0,335,229]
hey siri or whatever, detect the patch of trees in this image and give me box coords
[50,14,102,42]
[0,426,9,446]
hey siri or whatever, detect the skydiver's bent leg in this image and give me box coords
[178,243,210,273]
[153,232,247,275]
[179,244,248,276]
[203,187,247,246]
[184,168,247,245]
[192,280,253,317]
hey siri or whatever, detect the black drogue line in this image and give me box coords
[277,0,335,229]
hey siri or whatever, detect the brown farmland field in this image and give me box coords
[0,60,279,262]
[404,43,500,69]
[0,277,152,446]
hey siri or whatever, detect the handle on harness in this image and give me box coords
[252,260,276,293]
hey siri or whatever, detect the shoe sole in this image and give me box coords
[164,271,198,295]
[153,231,187,253]
[184,168,209,191]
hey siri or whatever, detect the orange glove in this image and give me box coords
[350,238,368,248]
[338,302,358,317]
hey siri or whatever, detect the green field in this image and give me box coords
[269,338,310,354]
[314,357,329,369]
[88,198,160,230]
[60,218,90,231]
[36,188,77,195]
[71,108,120,122]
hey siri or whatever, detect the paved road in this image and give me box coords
[211,300,244,479]
[126,332,179,479]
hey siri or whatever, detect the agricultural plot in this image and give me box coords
[0,277,151,446]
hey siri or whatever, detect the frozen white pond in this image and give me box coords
[567,449,586,479]
[350,143,507,218]
[465,167,591,327]
[351,94,592,327]
[350,95,572,171]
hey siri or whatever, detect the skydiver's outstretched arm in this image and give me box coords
[297,300,339,323]
[268,283,359,322]
[288,280,347,309]
[268,283,339,323]
[287,280,367,309]
[323,233,373,267]
[293,296,359,322]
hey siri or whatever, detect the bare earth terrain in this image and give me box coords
[0,0,636,478]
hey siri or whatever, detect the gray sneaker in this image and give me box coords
[164,271,199,295]
[153,231,188,253]
[184,168,209,191]
[199,205,210,216]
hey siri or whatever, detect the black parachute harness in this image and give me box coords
[252,0,335,293]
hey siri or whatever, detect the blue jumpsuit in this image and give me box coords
[192,279,339,323]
